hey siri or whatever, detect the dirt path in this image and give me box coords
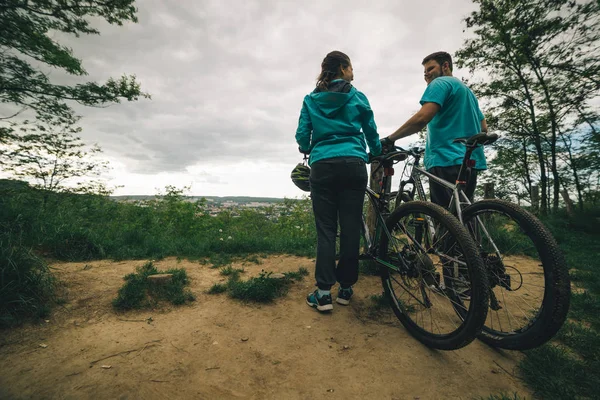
[0,255,532,400]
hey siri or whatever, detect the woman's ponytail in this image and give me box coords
[315,51,351,92]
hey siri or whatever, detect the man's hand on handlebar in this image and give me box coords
[380,137,395,154]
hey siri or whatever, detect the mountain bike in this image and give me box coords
[392,133,571,350]
[357,151,489,350]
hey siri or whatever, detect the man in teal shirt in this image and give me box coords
[382,51,488,207]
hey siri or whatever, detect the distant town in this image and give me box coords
[110,195,307,217]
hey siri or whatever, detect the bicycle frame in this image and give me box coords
[359,155,442,274]
[360,181,401,272]
[397,147,502,257]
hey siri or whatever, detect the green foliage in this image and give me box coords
[476,394,525,400]
[0,231,56,327]
[219,266,244,281]
[0,0,149,124]
[569,292,600,330]
[207,283,227,294]
[245,254,262,264]
[555,322,600,363]
[369,293,390,310]
[227,271,291,303]
[359,260,380,276]
[283,267,309,280]
[519,344,600,400]
[0,118,111,194]
[112,262,195,310]
[0,181,317,262]
[514,212,600,399]
[208,253,234,269]
[477,215,538,258]
[208,268,308,303]
[457,0,600,213]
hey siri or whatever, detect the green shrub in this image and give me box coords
[211,268,308,303]
[369,293,390,310]
[245,254,262,264]
[283,267,309,280]
[207,283,227,294]
[0,232,56,327]
[0,180,318,262]
[48,231,104,261]
[112,262,195,310]
[208,253,233,269]
[219,265,244,278]
[477,394,525,400]
[359,260,380,276]
[228,271,290,303]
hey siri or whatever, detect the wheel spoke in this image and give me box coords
[378,202,487,350]
[464,201,569,350]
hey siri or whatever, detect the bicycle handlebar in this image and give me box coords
[368,132,498,166]
[368,150,408,164]
[392,146,425,157]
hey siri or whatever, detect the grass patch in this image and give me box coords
[515,211,600,400]
[519,344,600,400]
[207,283,228,294]
[369,293,390,310]
[112,261,195,310]
[245,254,262,264]
[283,266,309,280]
[359,260,380,276]
[476,394,525,400]
[208,253,233,269]
[569,291,600,330]
[555,321,600,362]
[219,265,244,280]
[227,271,290,303]
[0,233,56,327]
[369,292,415,314]
[220,265,244,275]
[363,293,391,319]
[207,268,308,303]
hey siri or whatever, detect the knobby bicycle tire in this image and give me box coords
[379,201,489,350]
[462,199,570,350]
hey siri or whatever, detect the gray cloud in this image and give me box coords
[2,0,480,194]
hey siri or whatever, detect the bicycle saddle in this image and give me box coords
[453,132,499,146]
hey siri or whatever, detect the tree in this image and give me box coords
[0,0,149,124]
[456,0,600,214]
[0,118,111,194]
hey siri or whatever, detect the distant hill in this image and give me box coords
[0,179,294,204]
[110,195,289,204]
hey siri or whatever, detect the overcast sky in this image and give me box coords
[5,0,483,198]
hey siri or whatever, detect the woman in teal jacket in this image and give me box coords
[296,50,382,312]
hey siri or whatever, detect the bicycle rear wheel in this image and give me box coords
[463,199,570,350]
[379,201,489,350]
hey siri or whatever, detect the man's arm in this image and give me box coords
[386,102,440,142]
[481,119,488,133]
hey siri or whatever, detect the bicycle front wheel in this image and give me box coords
[463,199,570,350]
[379,201,489,350]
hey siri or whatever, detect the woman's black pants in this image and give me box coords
[309,157,368,290]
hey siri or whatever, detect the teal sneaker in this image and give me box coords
[306,289,333,312]
[336,286,353,305]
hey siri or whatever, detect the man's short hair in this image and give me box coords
[422,52,453,72]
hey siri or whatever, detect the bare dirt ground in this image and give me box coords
[0,255,533,400]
